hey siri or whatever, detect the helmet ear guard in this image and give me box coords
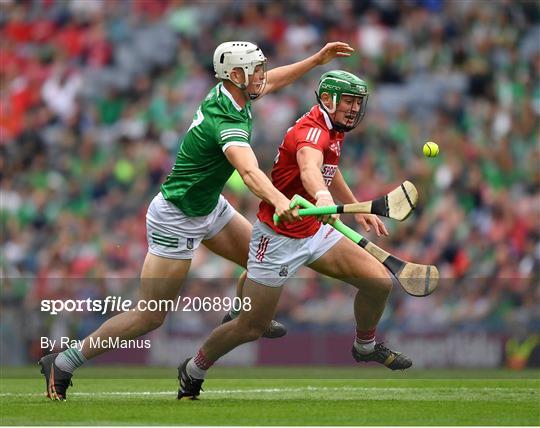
[315,91,338,114]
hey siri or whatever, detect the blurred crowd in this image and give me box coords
[1,0,539,362]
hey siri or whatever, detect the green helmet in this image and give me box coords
[316,70,369,132]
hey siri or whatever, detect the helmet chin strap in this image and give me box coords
[316,91,336,115]
[327,94,337,114]
[230,69,262,101]
[318,93,337,113]
[229,69,248,90]
[316,92,355,132]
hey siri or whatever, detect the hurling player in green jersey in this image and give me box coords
[39,40,354,401]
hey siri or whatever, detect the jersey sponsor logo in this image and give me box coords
[279,264,289,277]
[255,235,270,262]
[321,164,337,186]
[305,127,322,144]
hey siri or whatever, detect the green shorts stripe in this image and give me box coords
[152,238,178,248]
[151,233,179,244]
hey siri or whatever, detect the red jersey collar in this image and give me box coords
[317,105,333,130]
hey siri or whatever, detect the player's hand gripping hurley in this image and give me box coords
[283,193,439,297]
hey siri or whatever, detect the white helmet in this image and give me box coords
[213,41,267,98]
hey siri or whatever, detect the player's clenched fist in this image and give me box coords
[315,190,338,224]
[275,198,301,223]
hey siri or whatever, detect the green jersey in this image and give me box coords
[160,83,252,216]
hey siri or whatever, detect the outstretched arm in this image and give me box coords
[296,146,337,223]
[259,42,354,98]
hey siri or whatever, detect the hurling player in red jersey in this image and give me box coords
[182,71,412,394]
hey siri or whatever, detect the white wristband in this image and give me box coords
[315,190,331,200]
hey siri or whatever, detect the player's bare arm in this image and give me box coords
[329,168,388,237]
[260,42,354,98]
[296,146,327,198]
[296,146,337,223]
[225,145,299,223]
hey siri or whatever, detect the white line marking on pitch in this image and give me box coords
[1,386,537,398]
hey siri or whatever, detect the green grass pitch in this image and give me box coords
[1,366,539,425]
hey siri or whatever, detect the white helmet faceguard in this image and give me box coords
[213,41,267,100]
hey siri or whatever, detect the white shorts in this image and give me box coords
[146,192,236,259]
[247,220,343,287]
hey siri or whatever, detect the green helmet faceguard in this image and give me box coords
[316,70,369,132]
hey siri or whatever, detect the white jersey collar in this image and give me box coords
[318,106,333,130]
[219,82,243,112]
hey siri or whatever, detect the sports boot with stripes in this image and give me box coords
[352,342,412,370]
[38,353,73,400]
[177,358,204,400]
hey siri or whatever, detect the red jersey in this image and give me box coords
[258,105,345,238]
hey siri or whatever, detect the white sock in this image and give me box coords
[354,340,375,355]
[186,357,207,380]
[55,348,87,373]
